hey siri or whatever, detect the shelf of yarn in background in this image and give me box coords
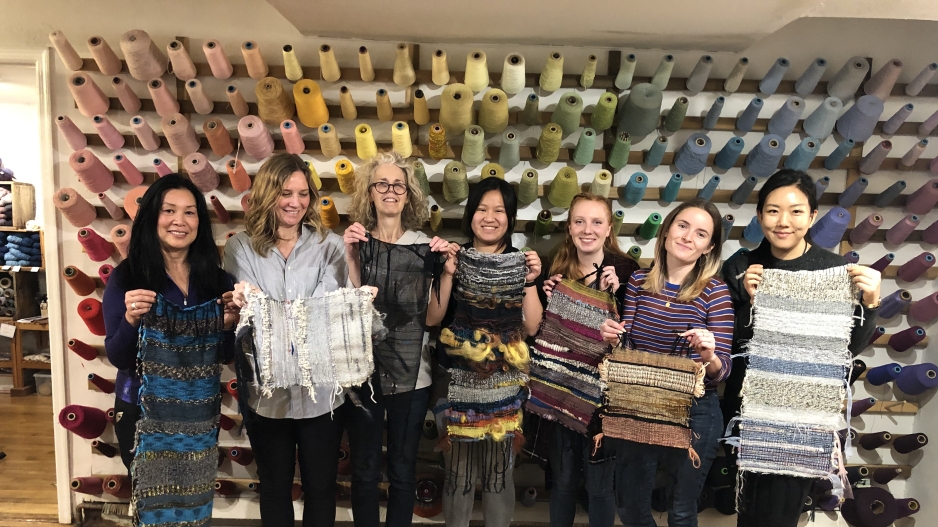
[85,200,927,247]
[868,333,930,347]
[845,464,913,477]
[98,163,937,213]
[88,96,938,141]
[846,401,918,415]
[82,132,612,164]
[73,51,938,98]
[79,132,938,174]
[0,182,36,230]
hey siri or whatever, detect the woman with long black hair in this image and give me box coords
[103,173,237,471]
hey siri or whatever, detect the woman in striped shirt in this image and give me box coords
[600,197,734,527]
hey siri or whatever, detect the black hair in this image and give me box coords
[757,169,818,213]
[117,174,228,299]
[461,177,517,250]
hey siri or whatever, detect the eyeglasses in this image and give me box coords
[370,182,408,195]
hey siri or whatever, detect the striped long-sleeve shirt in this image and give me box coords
[620,269,734,390]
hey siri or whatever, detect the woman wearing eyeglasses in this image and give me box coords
[343,151,449,527]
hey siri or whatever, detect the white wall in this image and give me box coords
[0,1,935,525]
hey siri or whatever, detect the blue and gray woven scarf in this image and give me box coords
[131,295,225,527]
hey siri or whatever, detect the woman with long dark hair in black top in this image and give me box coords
[103,174,237,469]
[721,169,881,527]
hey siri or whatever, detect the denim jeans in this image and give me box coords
[243,405,343,527]
[337,381,386,527]
[384,387,431,527]
[611,390,723,527]
[546,422,616,527]
[736,472,813,527]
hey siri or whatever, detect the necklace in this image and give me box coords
[663,285,678,308]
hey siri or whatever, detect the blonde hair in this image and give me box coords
[549,193,626,279]
[244,153,323,256]
[642,198,723,302]
[348,151,429,231]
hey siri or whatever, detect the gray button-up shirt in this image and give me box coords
[224,225,348,419]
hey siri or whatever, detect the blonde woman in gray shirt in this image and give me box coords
[225,153,349,527]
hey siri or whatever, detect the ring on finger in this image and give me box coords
[131,302,137,310]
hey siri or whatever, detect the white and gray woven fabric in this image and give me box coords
[236,286,382,400]
[736,266,859,478]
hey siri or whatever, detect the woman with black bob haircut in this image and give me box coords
[721,169,881,527]
[427,176,543,527]
[461,176,518,250]
[103,173,237,470]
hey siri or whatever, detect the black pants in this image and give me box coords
[335,382,386,527]
[383,387,431,527]
[244,405,343,527]
[113,396,142,473]
[736,472,812,527]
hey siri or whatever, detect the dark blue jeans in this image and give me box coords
[611,390,723,527]
[547,421,616,527]
[384,387,431,527]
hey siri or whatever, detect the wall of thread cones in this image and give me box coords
[45,26,938,526]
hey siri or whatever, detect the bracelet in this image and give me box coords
[524,282,537,288]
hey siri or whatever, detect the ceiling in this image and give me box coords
[266,0,938,51]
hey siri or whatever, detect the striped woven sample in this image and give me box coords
[132,296,225,527]
[600,347,705,449]
[737,266,857,478]
[236,287,378,399]
[441,249,529,443]
[526,279,616,435]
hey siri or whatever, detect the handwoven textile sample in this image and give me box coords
[132,296,225,527]
[526,278,616,435]
[236,287,380,398]
[737,266,858,478]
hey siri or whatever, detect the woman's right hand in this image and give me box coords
[343,222,369,257]
[543,274,563,298]
[232,281,258,308]
[743,264,764,303]
[600,318,625,344]
[125,289,158,327]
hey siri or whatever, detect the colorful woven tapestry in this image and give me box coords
[359,235,442,394]
[132,296,225,527]
[600,344,706,450]
[526,278,616,435]
[236,287,381,400]
[735,266,857,478]
[439,249,529,443]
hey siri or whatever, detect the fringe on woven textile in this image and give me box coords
[444,438,514,497]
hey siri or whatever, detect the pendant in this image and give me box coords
[665,302,671,307]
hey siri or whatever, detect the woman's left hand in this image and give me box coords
[848,264,882,306]
[682,327,715,362]
[429,236,451,253]
[599,265,619,292]
[524,251,542,283]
